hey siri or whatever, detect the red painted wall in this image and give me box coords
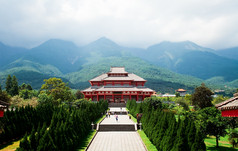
[221,109,238,117]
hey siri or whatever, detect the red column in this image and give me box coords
[91,95,93,101]
[136,93,139,101]
[104,94,106,100]
[97,93,99,101]
[112,94,114,102]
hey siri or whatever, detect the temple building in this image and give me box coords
[216,93,238,117]
[81,67,155,102]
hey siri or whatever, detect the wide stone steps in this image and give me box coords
[108,103,126,107]
[98,124,136,131]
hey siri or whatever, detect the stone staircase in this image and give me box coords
[108,103,126,107]
[98,124,136,131]
[109,111,128,115]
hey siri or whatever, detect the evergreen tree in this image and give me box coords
[188,120,196,150]
[29,127,37,150]
[172,118,189,151]
[191,130,206,151]
[5,75,12,95]
[191,83,213,109]
[11,75,19,96]
[161,115,177,151]
[19,134,30,150]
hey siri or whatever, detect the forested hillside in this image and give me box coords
[65,57,203,93]
[0,38,238,93]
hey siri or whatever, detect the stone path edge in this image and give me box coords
[136,131,148,151]
[85,116,106,151]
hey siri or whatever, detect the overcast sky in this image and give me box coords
[0,0,238,49]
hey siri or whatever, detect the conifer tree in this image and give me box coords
[11,75,19,96]
[5,75,12,95]
[162,115,177,151]
[188,120,197,150]
[19,134,30,150]
[191,130,206,151]
[191,83,213,109]
[29,127,37,150]
[172,119,189,151]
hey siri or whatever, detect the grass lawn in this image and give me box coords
[0,138,21,151]
[205,135,238,151]
[138,130,157,151]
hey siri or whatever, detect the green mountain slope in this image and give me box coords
[65,57,203,93]
[2,59,63,76]
[82,37,132,64]
[175,51,238,81]
[214,47,238,61]
[142,41,213,69]
[22,39,84,73]
[0,38,238,91]
[0,42,28,68]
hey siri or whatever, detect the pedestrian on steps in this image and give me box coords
[116,114,118,122]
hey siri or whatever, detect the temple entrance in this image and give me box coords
[114,95,121,103]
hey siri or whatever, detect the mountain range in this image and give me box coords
[0,37,238,94]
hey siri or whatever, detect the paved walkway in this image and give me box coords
[87,132,146,151]
[101,115,134,125]
[87,107,147,151]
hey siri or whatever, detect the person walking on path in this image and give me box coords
[108,112,110,118]
[115,114,118,122]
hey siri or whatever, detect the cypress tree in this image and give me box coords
[29,127,37,150]
[172,118,189,151]
[188,120,197,150]
[19,134,30,150]
[11,75,19,96]
[5,75,12,95]
[191,130,206,151]
[162,115,177,151]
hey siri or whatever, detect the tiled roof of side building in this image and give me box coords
[176,89,186,92]
[220,99,238,110]
[216,96,238,110]
[108,67,128,73]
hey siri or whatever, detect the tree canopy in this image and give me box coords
[192,83,213,109]
[40,77,74,103]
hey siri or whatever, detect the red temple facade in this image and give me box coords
[216,93,238,117]
[81,67,155,102]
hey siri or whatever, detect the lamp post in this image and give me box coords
[139,122,142,131]
[91,122,94,130]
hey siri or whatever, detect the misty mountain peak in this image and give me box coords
[40,39,77,47]
[91,37,118,46]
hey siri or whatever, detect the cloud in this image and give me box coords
[0,0,238,49]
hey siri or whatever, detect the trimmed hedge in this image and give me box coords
[127,98,206,151]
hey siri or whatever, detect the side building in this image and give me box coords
[81,67,155,102]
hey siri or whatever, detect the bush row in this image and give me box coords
[127,98,206,151]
